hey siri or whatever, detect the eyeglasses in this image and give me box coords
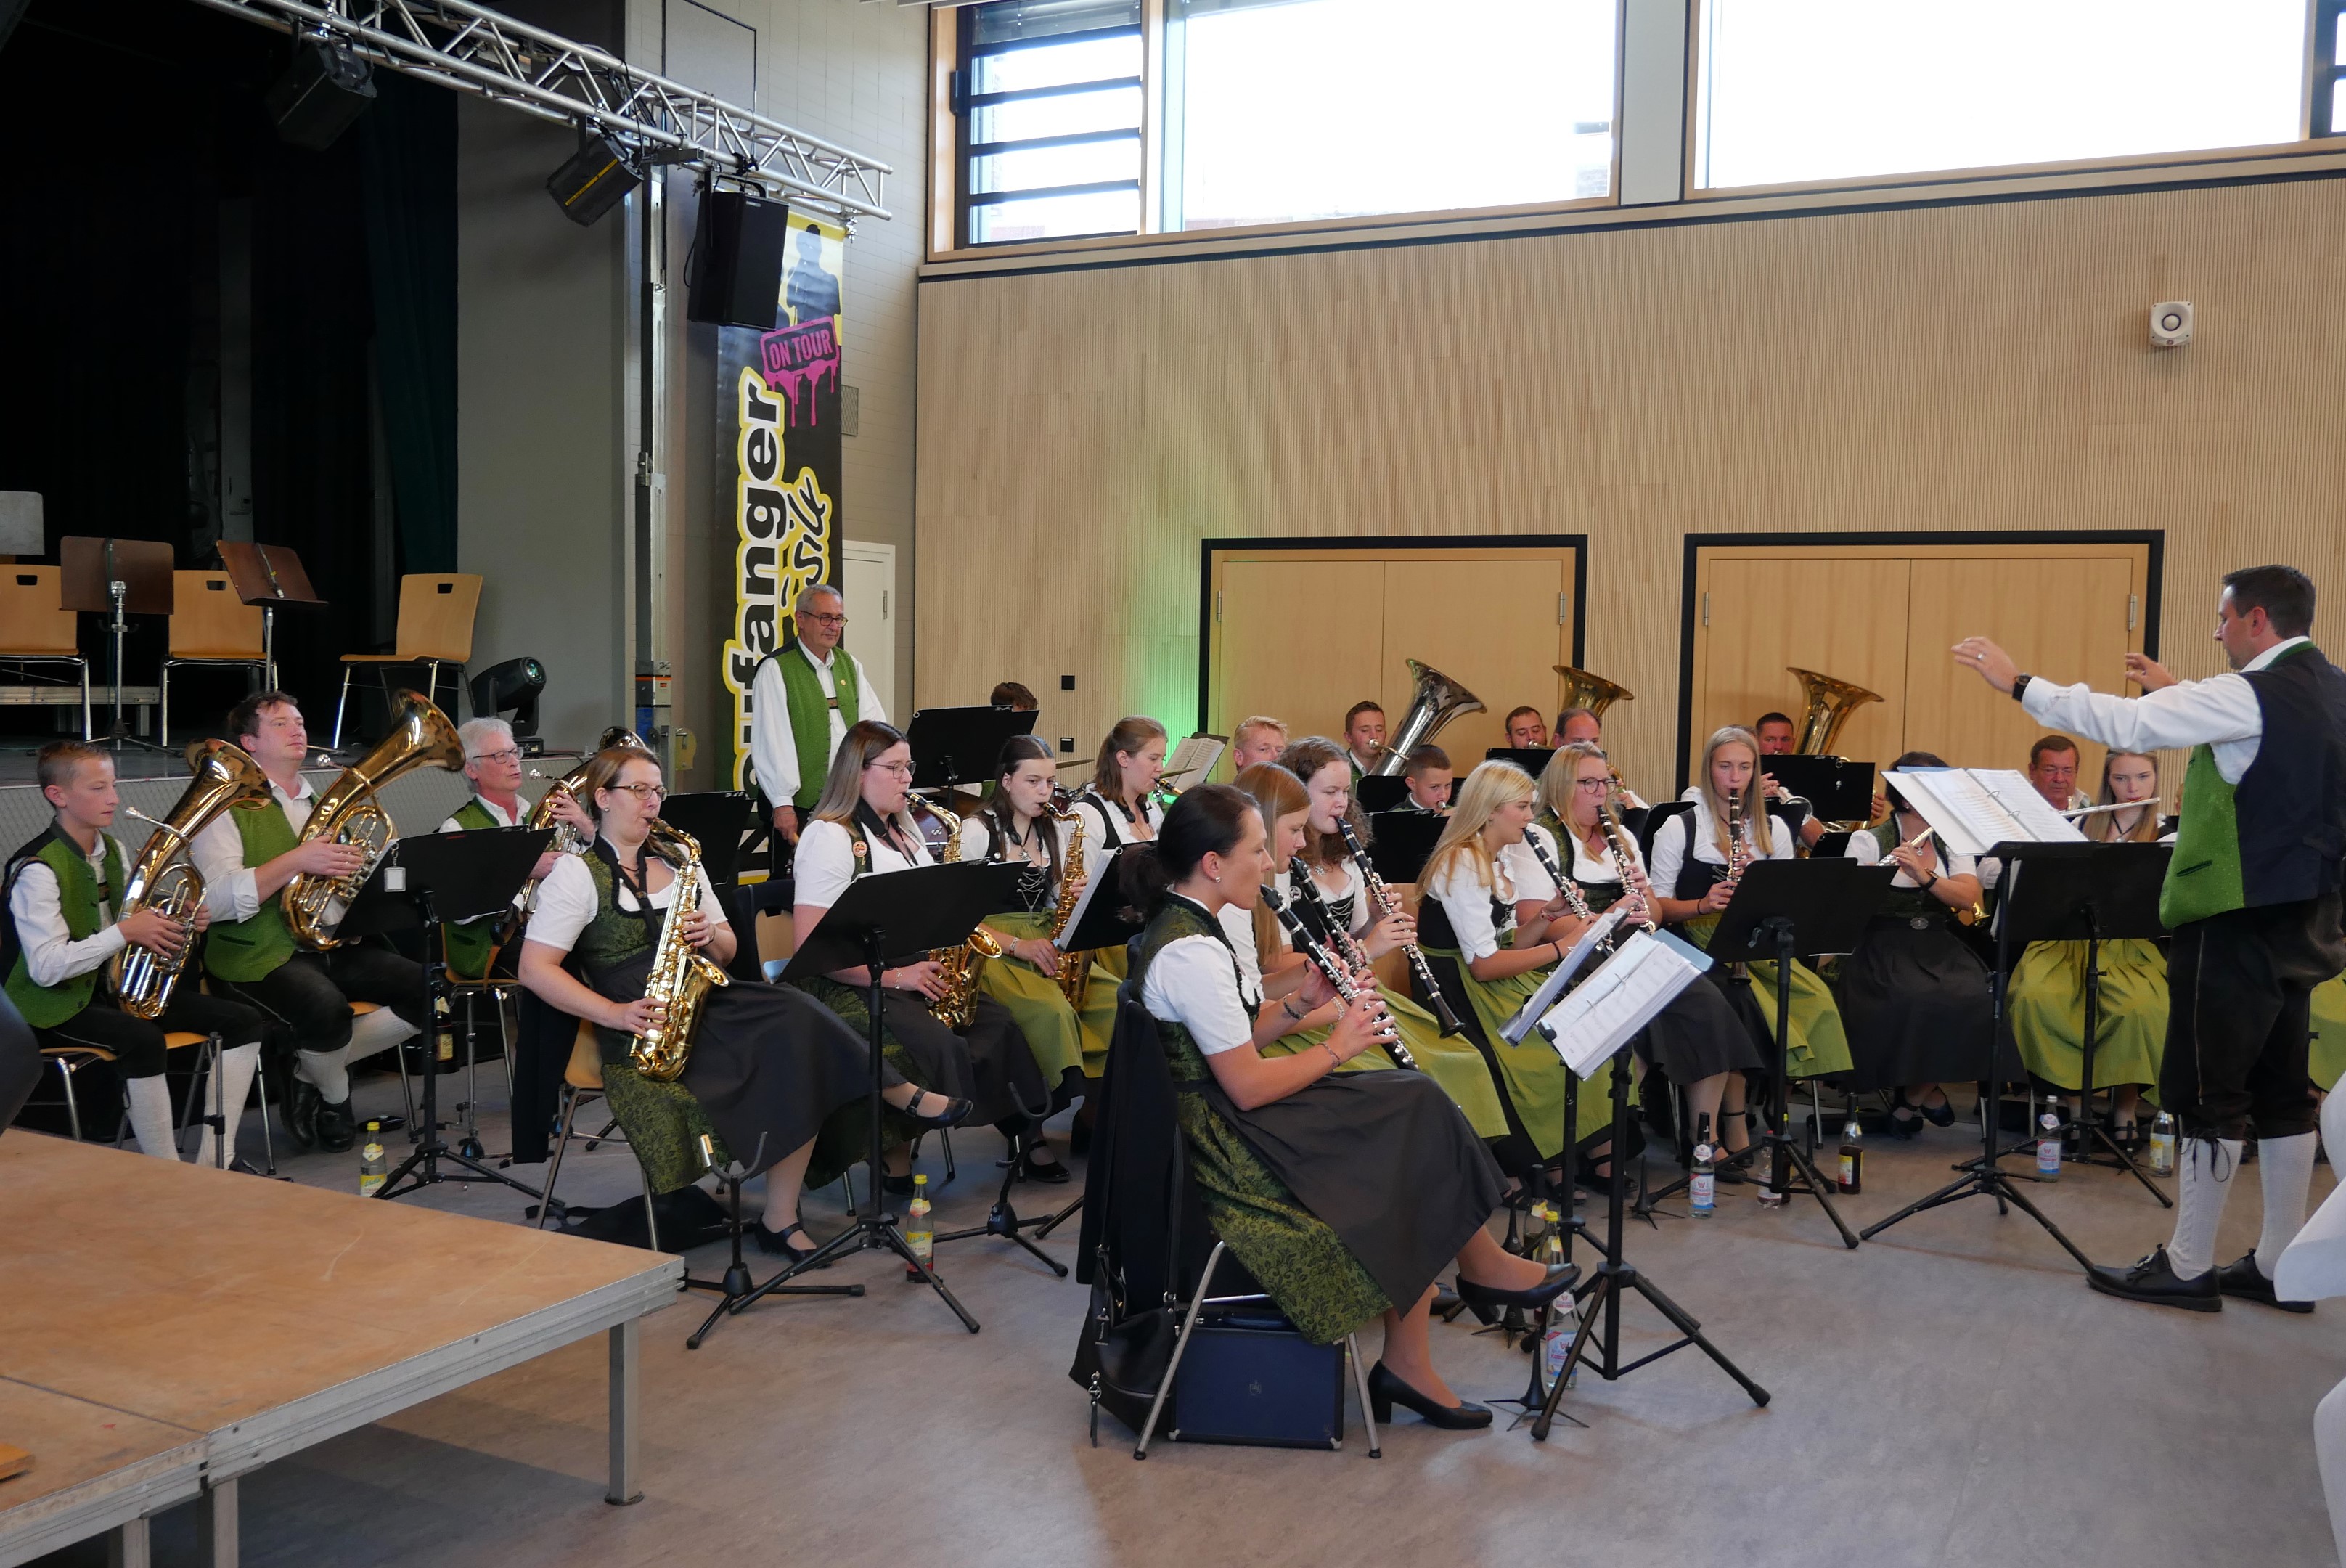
[802,612,848,627]
[469,748,520,766]
[608,782,667,801]
[865,759,915,777]
[1574,777,1610,792]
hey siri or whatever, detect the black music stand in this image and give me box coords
[217,542,324,694]
[657,792,754,883]
[1709,857,1887,1249]
[1761,756,1876,824]
[60,536,174,751]
[1861,842,2167,1262]
[907,703,1039,794]
[743,859,1029,1331]
[1363,811,1443,886]
[1486,746,1558,777]
[348,828,555,1205]
[1355,775,1411,814]
[683,1132,862,1351]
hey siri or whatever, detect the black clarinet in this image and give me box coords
[1261,886,1415,1069]
[1333,820,1466,1037]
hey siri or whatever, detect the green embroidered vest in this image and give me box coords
[770,642,862,809]
[204,800,301,983]
[441,798,502,980]
[574,851,671,1066]
[1129,896,1258,1079]
[2166,743,2245,929]
[5,830,126,1028]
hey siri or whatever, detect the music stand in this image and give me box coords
[341,828,555,1204]
[1709,857,1888,1249]
[1761,756,1875,824]
[1356,775,1411,814]
[743,859,1029,1331]
[682,1132,862,1352]
[1861,841,2169,1262]
[217,542,324,693]
[1486,746,1558,777]
[59,536,174,751]
[1362,811,1443,886]
[656,793,755,884]
[906,703,1039,793]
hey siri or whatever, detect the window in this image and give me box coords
[2316,0,2346,136]
[961,0,1145,245]
[1696,0,2309,191]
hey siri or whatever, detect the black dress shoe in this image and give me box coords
[1918,1094,1955,1128]
[1366,1361,1492,1430]
[2218,1251,2314,1313]
[1455,1262,1581,1326]
[1018,1146,1071,1184]
[882,1171,915,1196]
[314,1096,357,1154]
[2086,1246,2222,1312]
[288,1079,322,1148]
[901,1094,973,1130]
[754,1220,828,1268]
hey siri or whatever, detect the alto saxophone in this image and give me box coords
[925,798,1002,1031]
[285,690,465,949]
[1047,809,1090,1010]
[627,820,731,1082]
[113,740,271,1018]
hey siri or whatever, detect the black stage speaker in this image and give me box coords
[687,189,790,330]
[266,40,377,150]
[547,133,641,226]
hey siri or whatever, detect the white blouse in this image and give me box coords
[525,846,722,955]
[793,814,933,912]
[1426,854,1519,963]
[1646,807,1794,898]
[1140,905,1258,1056]
[1069,791,1164,857]
[1298,857,1373,937]
[1511,822,1633,905]
[1844,828,1977,889]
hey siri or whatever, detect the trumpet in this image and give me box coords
[1260,885,1411,1068]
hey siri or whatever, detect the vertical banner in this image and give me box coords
[719,211,846,791]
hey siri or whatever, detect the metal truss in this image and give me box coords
[183,0,892,221]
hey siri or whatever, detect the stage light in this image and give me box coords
[266,34,377,151]
[470,658,547,754]
[547,131,642,226]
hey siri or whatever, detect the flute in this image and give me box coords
[1333,819,1466,1038]
[1261,886,1414,1069]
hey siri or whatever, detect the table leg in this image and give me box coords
[607,1318,642,1505]
[199,1475,238,1568]
[107,1516,150,1568]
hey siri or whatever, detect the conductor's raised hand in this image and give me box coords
[1950,637,2019,693]
[2125,652,2178,692]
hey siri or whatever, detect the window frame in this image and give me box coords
[950,4,1151,250]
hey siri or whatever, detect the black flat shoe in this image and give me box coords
[1887,1093,1924,1140]
[2087,1246,2222,1313]
[1367,1361,1492,1430]
[1019,1146,1071,1184]
[2217,1251,2313,1313]
[1454,1262,1581,1326]
[288,1079,321,1148]
[901,1094,973,1130]
[1918,1094,1955,1128]
[754,1220,827,1267]
[1432,1287,1464,1321]
[882,1171,916,1196]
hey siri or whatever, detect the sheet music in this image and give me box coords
[1164,732,1227,788]
[1053,844,1135,951]
[1532,930,1712,1077]
[1500,907,1626,1042]
[1885,768,2084,857]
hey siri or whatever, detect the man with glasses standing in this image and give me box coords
[751,583,888,847]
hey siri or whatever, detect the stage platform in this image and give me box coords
[0,1133,679,1567]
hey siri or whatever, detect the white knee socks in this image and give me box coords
[296,1045,351,1104]
[347,1005,418,1066]
[2166,1138,2243,1281]
[2255,1131,2320,1280]
[189,1042,261,1169]
[123,1074,181,1161]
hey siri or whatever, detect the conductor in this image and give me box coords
[1955,565,2346,1313]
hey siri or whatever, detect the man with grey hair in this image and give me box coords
[751,582,888,844]
[436,716,594,981]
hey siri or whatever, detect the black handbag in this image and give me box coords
[1069,1270,1182,1444]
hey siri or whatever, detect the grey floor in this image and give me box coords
[28,1064,2346,1568]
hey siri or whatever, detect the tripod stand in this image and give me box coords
[684,1134,862,1349]
[60,536,173,751]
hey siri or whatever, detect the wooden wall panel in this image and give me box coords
[916,176,2346,796]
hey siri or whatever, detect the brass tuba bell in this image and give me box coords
[113,740,272,1018]
[1553,665,1633,719]
[1368,659,1485,777]
[285,690,466,950]
[1787,666,1883,758]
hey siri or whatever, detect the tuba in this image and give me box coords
[113,740,271,1018]
[1553,666,1634,719]
[506,731,646,935]
[1787,666,1883,759]
[925,797,1002,1031]
[1367,659,1485,777]
[285,690,465,950]
[626,820,732,1081]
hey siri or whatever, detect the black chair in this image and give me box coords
[1072,991,1378,1458]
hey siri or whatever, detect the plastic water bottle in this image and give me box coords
[2036,1108,2064,1180]
[358,1121,386,1198]
[1689,1114,1717,1217]
[2149,1111,2176,1176]
[1837,1099,1865,1195]
[904,1173,933,1278]
[1541,1290,1579,1389]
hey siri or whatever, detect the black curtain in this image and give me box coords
[358,71,457,579]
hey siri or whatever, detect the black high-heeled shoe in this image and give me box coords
[900,1093,974,1130]
[1367,1361,1492,1430]
[1453,1262,1580,1326]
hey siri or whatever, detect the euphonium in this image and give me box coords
[1047,809,1090,1010]
[113,740,271,1019]
[627,820,732,1082]
[1368,659,1485,777]
[285,690,465,950]
[925,797,1002,1031]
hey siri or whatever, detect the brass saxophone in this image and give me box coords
[1047,809,1090,1010]
[626,820,732,1082]
[925,798,1002,1031]
[285,691,465,949]
[113,740,271,1018]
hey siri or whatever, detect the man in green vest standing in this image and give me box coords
[750,581,886,849]
[192,692,429,1153]
[1956,565,2346,1313]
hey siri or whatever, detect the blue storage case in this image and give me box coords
[1168,1311,1346,1450]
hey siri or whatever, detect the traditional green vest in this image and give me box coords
[204,799,301,984]
[442,798,503,980]
[4,829,126,1029]
[769,641,862,810]
[2165,743,2245,929]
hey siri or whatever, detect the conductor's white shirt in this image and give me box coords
[2019,636,2309,785]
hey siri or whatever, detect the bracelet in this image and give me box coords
[1282,995,1306,1022]
[1317,1042,1342,1070]
[1551,941,1564,963]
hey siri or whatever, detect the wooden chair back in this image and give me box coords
[565,1021,604,1090]
[0,566,75,656]
[393,574,482,663]
[168,571,265,658]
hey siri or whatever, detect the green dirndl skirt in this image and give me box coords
[1680,915,1853,1080]
[1261,981,1513,1142]
[2312,975,2346,1092]
[2006,938,2167,1090]
[975,910,1113,1089]
[1423,941,1613,1159]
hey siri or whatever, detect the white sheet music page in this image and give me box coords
[1164,733,1227,789]
[1534,930,1710,1077]
[1886,768,2084,857]
[1500,907,1627,1043]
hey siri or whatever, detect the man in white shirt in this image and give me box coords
[750,583,886,846]
[1342,701,1386,779]
[1957,564,2346,1313]
[1230,716,1288,773]
[193,691,425,1153]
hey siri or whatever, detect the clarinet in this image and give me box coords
[1331,820,1467,1037]
[1262,886,1415,1069]
[1595,816,1660,934]
[1523,827,1594,924]
[1287,855,1373,973]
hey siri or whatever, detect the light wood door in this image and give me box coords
[1214,558,1386,747]
[1378,558,1574,764]
[1693,555,1913,767]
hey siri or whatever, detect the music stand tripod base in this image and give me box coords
[684,1136,862,1350]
